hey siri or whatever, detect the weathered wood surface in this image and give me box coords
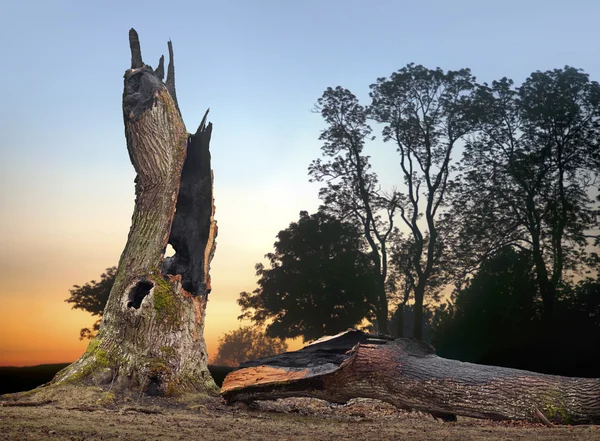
[222,329,600,425]
[39,29,218,398]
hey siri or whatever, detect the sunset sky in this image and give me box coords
[2,0,600,366]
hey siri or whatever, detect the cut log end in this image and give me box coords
[221,366,312,394]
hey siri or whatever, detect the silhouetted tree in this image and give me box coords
[450,67,600,325]
[65,267,116,340]
[561,277,600,330]
[309,87,398,334]
[433,247,539,367]
[433,247,600,377]
[238,211,378,342]
[213,326,288,367]
[553,276,600,376]
[369,64,478,340]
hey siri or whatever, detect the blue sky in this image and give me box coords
[1,0,600,364]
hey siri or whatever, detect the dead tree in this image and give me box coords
[222,330,600,425]
[8,29,218,401]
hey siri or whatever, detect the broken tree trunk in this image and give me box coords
[221,330,600,425]
[27,29,218,400]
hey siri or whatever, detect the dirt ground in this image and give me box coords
[1,397,599,441]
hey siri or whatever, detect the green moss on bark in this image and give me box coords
[544,402,572,424]
[61,339,126,385]
[150,276,181,324]
[542,389,573,424]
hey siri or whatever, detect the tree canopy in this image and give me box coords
[368,64,478,339]
[307,64,599,341]
[65,266,116,339]
[238,210,378,341]
[449,66,600,324]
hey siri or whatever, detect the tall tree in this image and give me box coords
[238,211,378,341]
[66,267,116,340]
[16,29,219,402]
[450,67,600,324]
[309,87,397,334]
[369,64,478,340]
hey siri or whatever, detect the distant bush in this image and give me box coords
[213,326,287,367]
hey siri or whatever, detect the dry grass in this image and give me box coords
[1,397,599,440]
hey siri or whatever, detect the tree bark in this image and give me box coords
[412,283,425,341]
[374,276,389,335]
[221,330,600,425]
[394,302,405,338]
[38,29,218,399]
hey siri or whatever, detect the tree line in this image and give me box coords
[237,63,600,374]
[67,63,600,372]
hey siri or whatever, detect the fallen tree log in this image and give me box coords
[221,329,600,425]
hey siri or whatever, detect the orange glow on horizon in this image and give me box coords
[0,260,303,367]
[0,160,318,368]
[0,289,251,367]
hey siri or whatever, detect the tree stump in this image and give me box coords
[222,329,600,425]
[3,29,218,405]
